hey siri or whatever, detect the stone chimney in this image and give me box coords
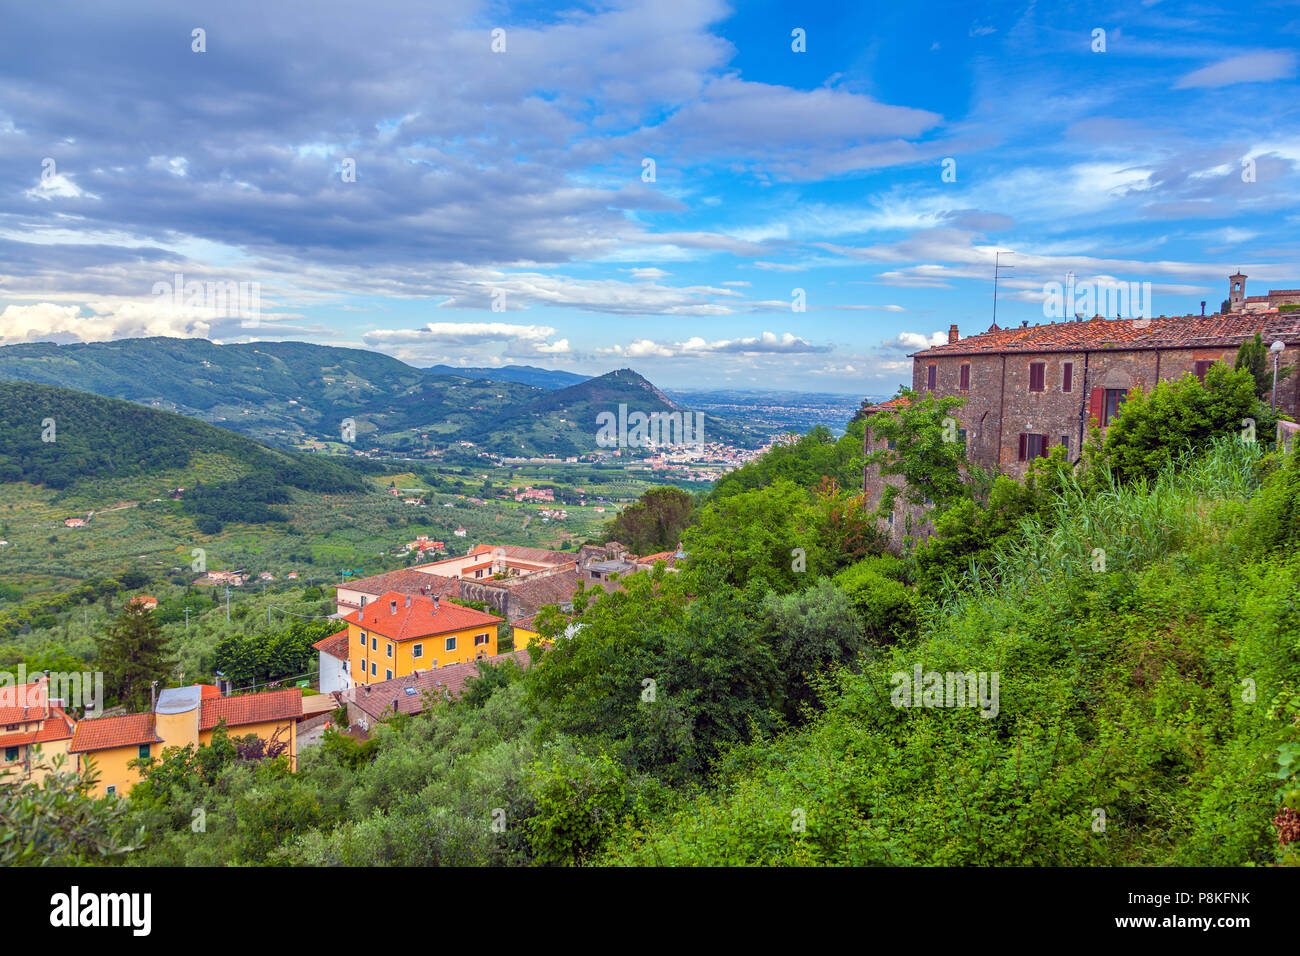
[948,324,959,344]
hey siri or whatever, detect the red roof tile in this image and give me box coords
[337,567,462,602]
[69,713,161,753]
[200,688,303,730]
[346,650,532,721]
[343,591,502,642]
[313,629,350,661]
[915,313,1300,358]
[35,706,75,743]
[0,681,49,724]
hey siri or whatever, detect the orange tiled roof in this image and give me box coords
[466,543,572,564]
[200,687,303,730]
[0,681,49,724]
[69,713,161,753]
[35,706,75,743]
[343,591,502,642]
[914,312,1300,358]
[337,567,462,600]
[313,629,349,661]
[863,396,912,413]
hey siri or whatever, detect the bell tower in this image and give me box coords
[1229,272,1247,312]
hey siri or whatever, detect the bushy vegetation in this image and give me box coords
[11,368,1300,869]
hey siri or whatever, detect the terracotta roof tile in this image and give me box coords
[345,649,533,721]
[338,567,462,601]
[200,688,303,730]
[313,629,350,661]
[343,591,502,641]
[916,313,1300,358]
[0,682,49,724]
[69,713,161,753]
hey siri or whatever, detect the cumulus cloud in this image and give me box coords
[600,330,828,358]
[888,331,947,351]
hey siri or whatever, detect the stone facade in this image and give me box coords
[863,306,1300,550]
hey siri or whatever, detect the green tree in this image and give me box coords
[0,756,143,866]
[96,601,177,711]
[526,749,628,865]
[761,578,866,715]
[602,486,695,554]
[1235,332,1292,400]
[1103,365,1267,484]
[862,389,969,516]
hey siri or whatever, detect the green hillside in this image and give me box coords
[459,368,770,455]
[0,338,541,450]
[0,339,774,455]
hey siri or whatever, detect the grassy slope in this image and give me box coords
[605,441,1296,865]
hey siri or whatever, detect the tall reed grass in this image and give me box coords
[936,436,1264,616]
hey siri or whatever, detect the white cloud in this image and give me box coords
[1174,52,1297,89]
[600,330,828,358]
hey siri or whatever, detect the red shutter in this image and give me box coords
[1088,387,1104,426]
[1062,362,1073,392]
[1018,433,1027,461]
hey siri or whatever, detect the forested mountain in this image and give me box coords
[0,339,771,454]
[0,382,374,532]
[425,364,589,389]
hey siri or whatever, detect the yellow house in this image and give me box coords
[0,677,78,787]
[69,685,302,798]
[343,590,503,686]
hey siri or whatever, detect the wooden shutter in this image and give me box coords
[960,363,970,389]
[1062,362,1073,392]
[1018,433,1027,461]
[927,364,936,390]
[1088,387,1105,426]
[1038,434,1050,458]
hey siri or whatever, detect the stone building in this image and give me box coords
[1228,272,1300,313]
[863,294,1300,549]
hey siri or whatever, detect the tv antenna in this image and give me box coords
[992,251,1015,327]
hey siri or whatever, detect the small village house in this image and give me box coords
[69,685,303,798]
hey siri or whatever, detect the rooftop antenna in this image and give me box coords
[993,251,1015,328]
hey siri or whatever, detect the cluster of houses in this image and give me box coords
[0,673,312,798]
[863,275,1300,547]
[316,541,685,711]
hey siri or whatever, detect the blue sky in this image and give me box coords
[2,0,1298,396]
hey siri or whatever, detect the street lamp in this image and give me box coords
[1271,340,1285,410]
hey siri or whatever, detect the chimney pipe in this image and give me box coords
[390,599,397,614]
[948,324,959,344]
[1201,301,1206,317]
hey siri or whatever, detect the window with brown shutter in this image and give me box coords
[959,363,970,390]
[1194,360,1214,382]
[1062,362,1073,392]
[1029,362,1046,392]
[1088,387,1105,426]
[927,364,936,390]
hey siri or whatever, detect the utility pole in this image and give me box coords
[224,586,231,622]
[184,606,191,631]
[1271,340,1286,410]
